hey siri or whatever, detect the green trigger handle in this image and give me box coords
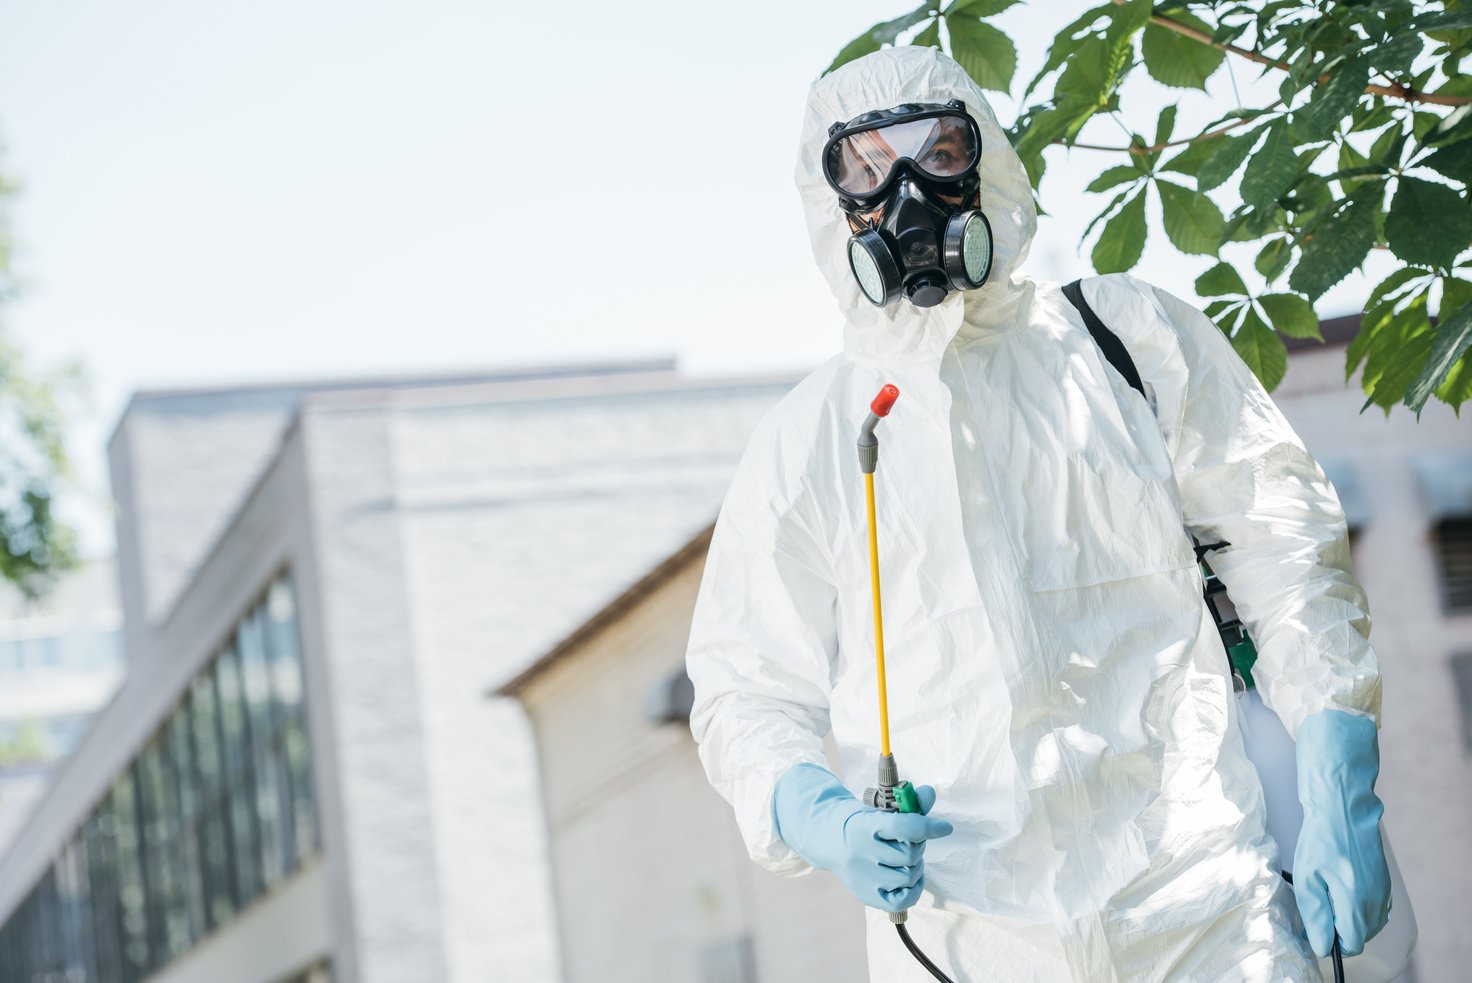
[863,754,921,813]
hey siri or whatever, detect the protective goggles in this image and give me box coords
[822,101,981,201]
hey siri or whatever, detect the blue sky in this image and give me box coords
[0,1,1395,551]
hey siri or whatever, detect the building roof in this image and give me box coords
[109,357,684,440]
[495,522,714,698]
[1285,313,1358,352]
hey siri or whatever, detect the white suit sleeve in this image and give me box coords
[686,423,837,875]
[1095,275,1382,738]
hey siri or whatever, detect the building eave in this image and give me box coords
[493,522,715,699]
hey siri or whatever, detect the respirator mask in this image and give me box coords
[823,100,993,308]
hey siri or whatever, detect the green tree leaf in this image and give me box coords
[912,17,941,47]
[1196,126,1266,191]
[1289,184,1381,298]
[825,4,936,74]
[1423,139,1472,185]
[1086,165,1143,193]
[944,0,1021,14]
[1405,285,1472,412]
[1092,191,1147,273]
[1435,350,1472,411]
[1158,180,1225,255]
[1053,0,1149,112]
[1258,292,1322,340]
[1255,237,1293,281]
[947,14,1018,92]
[1359,290,1431,403]
[1365,266,1429,313]
[1367,326,1435,411]
[1162,134,1222,177]
[1141,11,1226,90]
[1205,298,1242,321]
[1232,306,1289,390]
[1022,2,1115,100]
[1373,31,1423,75]
[1196,261,1248,297]
[1241,119,1299,210]
[1294,56,1370,141]
[1155,105,1178,146]
[1385,177,1472,268]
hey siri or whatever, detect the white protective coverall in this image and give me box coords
[685,45,1380,982]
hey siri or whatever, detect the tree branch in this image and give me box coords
[1067,107,1276,155]
[1112,1,1472,107]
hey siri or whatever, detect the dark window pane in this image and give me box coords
[190,667,238,929]
[240,607,287,886]
[238,605,275,742]
[1452,652,1472,753]
[200,803,236,929]
[59,834,98,983]
[266,579,305,721]
[216,647,261,905]
[38,867,61,982]
[168,704,208,944]
[217,646,251,783]
[255,743,288,888]
[229,766,261,906]
[283,717,318,862]
[143,733,192,965]
[190,672,225,796]
[1435,518,1472,611]
[85,809,123,983]
[112,773,151,982]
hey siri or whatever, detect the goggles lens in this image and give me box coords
[825,113,978,197]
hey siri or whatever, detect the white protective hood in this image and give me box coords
[688,45,1380,983]
[794,45,1037,364]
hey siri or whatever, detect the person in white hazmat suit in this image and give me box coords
[685,45,1389,982]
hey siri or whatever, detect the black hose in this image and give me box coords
[895,922,957,983]
[895,914,1343,982]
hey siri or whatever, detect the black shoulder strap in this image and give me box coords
[1062,279,1146,400]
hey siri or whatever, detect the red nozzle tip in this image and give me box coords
[870,384,900,417]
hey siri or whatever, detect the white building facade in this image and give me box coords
[0,360,794,983]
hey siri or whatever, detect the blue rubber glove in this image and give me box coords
[1293,710,1391,957]
[772,762,952,913]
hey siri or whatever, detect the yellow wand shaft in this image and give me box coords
[865,470,892,759]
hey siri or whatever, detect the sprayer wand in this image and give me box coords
[858,384,921,819]
[858,386,957,983]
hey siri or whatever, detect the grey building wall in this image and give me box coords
[108,388,303,634]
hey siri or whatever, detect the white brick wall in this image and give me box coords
[386,380,795,983]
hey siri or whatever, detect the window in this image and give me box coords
[111,772,151,982]
[1452,653,1472,753]
[0,634,62,675]
[1434,518,1472,613]
[0,573,318,981]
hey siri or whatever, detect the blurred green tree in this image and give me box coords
[0,148,78,596]
[0,720,47,769]
[829,0,1472,415]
